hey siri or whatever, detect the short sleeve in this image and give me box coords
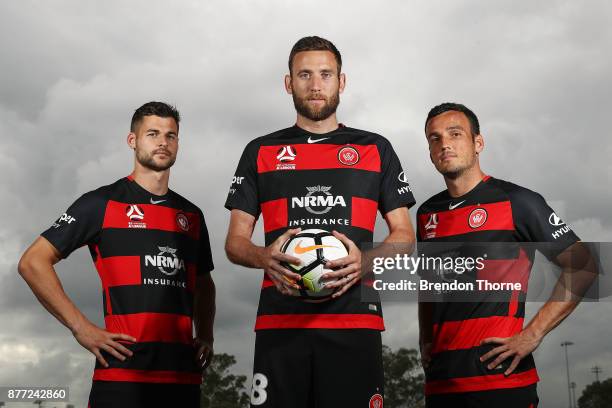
[224,141,260,217]
[40,191,106,258]
[378,138,416,215]
[197,211,214,275]
[510,188,580,261]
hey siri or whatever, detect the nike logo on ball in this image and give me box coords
[294,242,337,254]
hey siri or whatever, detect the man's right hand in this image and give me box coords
[260,228,303,296]
[72,320,136,368]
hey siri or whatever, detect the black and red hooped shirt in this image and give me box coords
[41,176,214,384]
[417,176,579,395]
[225,125,416,331]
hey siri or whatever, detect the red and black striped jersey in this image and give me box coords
[225,125,416,331]
[416,176,579,395]
[41,176,214,385]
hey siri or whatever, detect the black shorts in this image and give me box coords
[250,329,384,408]
[426,384,539,408]
[88,380,200,408]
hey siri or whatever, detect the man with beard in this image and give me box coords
[18,102,216,408]
[225,36,416,407]
[417,103,590,407]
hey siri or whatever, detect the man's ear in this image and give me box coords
[474,134,484,154]
[127,132,136,150]
[339,72,346,94]
[284,74,292,95]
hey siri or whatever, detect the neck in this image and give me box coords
[296,113,339,134]
[444,165,486,198]
[130,163,170,196]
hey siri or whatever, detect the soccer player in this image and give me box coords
[18,102,215,408]
[417,103,592,407]
[224,36,416,407]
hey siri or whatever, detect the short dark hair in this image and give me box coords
[288,36,342,74]
[425,103,480,136]
[130,101,181,132]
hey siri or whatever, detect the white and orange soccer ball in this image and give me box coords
[281,229,349,299]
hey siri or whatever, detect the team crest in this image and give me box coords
[337,146,359,166]
[369,393,383,408]
[468,208,488,229]
[176,213,190,231]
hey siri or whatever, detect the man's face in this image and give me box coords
[425,110,483,179]
[128,115,179,172]
[286,50,345,121]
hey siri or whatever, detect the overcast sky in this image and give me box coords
[1,1,611,407]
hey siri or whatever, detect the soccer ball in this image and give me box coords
[281,229,349,299]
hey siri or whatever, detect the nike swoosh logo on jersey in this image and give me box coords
[150,198,166,204]
[294,242,337,254]
[307,136,330,143]
[449,200,466,210]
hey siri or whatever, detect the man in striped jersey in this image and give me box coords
[225,36,416,407]
[418,102,588,407]
[18,102,215,407]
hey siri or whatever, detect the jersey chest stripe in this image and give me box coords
[97,255,142,287]
[351,197,378,231]
[261,198,288,233]
[418,201,514,239]
[256,144,381,173]
[102,200,200,240]
[431,315,524,354]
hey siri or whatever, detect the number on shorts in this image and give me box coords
[250,373,268,405]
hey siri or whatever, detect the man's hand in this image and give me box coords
[72,320,136,368]
[420,341,432,370]
[321,230,362,298]
[479,329,543,375]
[261,228,303,296]
[194,338,214,372]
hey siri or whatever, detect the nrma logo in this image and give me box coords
[145,246,185,276]
[291,186,347,215]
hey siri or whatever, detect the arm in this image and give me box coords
[224,208,303,295]
[418,301,434,369]
[18,236,135,367]
[480,242,597,374]
[194,273,215,371]
[324,206,416,298]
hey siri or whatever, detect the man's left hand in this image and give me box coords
[322,231,362,299]
[479,329,542,375]
[194,338,214,372]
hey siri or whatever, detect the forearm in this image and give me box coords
[194,275,216,342]
[18,258,88,333]
[418,301,434,344]
[225,235,266,269]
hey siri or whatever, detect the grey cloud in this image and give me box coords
[1,1,611,407]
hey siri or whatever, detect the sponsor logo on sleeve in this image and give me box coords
[52,212,77,228]
[549,212,571,239]
[397,171,412,195]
